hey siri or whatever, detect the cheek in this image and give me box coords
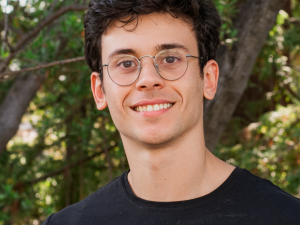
[180,68,203,104]
[106,97,125,131]
[182,73,204,124]
[106,91,124,113]
[107,100,122,113]
[104,82,131,121]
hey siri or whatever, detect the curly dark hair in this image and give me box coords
[84,0,221,81]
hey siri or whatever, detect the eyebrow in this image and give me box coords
[107,43,189,61]
[108,49,137,60]
[155,43,189,52]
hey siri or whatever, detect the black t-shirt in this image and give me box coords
[42,167,300,225]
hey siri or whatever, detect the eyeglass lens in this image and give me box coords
[107,49,188,86]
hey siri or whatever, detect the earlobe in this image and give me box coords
[91,72,107,110]
[203,60,219,100]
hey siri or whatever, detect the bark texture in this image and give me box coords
[0,73,45,154]
[0,4,87,73]
[204,0,288,151]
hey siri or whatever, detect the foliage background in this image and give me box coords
[0,0,299,224]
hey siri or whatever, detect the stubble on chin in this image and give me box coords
[120,124,185,150]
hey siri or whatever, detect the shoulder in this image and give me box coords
[239,168,300,203]
[42,174,125,225]
[237,168,300,222]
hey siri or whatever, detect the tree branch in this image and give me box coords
[0,4,87,72]
[28,148,111,185]
[0,56,85,80]
[3,36,14,53]
[289,17,300,25]
[285,84,300,101]
[2,3,8,53]
[0,21,24,36]
[0,4,87,155]
[47,0,59,17]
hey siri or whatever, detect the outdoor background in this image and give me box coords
[0,0,300,224]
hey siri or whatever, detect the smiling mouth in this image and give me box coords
[133,103,175,112]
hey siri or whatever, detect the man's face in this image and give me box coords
[92,13,214,146]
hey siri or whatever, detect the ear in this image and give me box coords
[203,60,219,100]
[91,72,107,110]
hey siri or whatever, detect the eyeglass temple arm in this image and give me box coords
[99,64,108,77]
[186,55,204,60]
[100,64,108,68]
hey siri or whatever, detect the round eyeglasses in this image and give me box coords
[100,49,202,86]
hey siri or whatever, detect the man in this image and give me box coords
[43,0,300,224]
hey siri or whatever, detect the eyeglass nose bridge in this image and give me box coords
[138,55,155,60]
[137,55,158,76]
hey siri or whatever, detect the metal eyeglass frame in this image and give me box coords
[99,49,203,86]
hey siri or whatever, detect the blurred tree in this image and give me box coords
[0,0,87,155]
[217,0,300,197]
[204,0,289,150]
[0,0,299,224]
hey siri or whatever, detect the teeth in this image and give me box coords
[135,103,174,112]
[147,105,154,111]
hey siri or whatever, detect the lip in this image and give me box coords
[130,99,175,117]
[130,99,174,108]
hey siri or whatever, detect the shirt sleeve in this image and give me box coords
[41,213,55,225]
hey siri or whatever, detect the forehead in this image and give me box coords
[101,13,198,59]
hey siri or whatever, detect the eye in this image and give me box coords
[121,61,135,68]
[115,59,137,69]
[163,56,177,64]
[161,55,183,65]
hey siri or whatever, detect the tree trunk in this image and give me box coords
[0,72,46,154]
[0,4,87,156]
[204,0,288,151]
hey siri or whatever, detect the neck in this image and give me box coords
[122,124,234,202]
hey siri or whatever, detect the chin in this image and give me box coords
[134,129,181,147]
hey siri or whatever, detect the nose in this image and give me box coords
[135,56,165,91]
